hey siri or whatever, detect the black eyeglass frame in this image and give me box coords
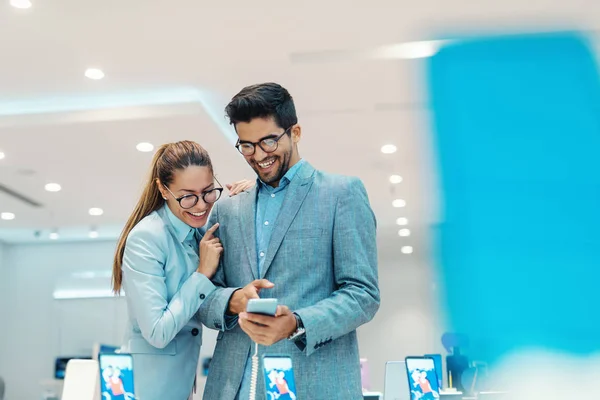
[163,177,224,209]
[235,126,292,156]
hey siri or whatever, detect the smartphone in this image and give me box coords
[247,298,278,316]
[405,356,440,400]
[263,355,297,400]
[98,353,136,400]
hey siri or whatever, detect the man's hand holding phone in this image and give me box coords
[227,279,274,315]
[239,304,297,346]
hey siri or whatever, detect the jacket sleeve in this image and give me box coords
[294,177,380,356]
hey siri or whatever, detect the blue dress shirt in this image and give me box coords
[255,159,305,276]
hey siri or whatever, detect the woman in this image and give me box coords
[112,140,252,400]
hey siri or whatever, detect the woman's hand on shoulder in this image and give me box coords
[226,179,255,197]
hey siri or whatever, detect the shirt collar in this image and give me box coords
[258,159,305,191]
[163,204,196,243]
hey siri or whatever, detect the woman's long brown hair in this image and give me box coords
[112,141,212,294]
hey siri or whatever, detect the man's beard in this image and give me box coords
[254,150,291,185]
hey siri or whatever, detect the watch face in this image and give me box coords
[293,313,303,328]
[289,313,305,341]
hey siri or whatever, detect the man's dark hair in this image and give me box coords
[225,82,298,130]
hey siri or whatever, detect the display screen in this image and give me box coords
[424,353,443,389]
[54,356,91,379]
[406,357,440,400]
[263,355,297,400]
[99,353,136,400]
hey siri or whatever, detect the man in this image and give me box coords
[198,82,379,399]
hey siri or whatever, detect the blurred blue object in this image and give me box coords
[202,357,212,376]
[427,31,600,363]
[98,344,119,353]
[441,332,469,353]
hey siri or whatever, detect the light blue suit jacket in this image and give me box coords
[120,205,216,400]
[198,162,380,400]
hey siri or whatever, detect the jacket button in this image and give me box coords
[199,294,206,300]
[191,328,200,336]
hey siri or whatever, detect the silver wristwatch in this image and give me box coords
[288,313,306,341]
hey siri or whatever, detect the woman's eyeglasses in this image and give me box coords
[163,178,224,209]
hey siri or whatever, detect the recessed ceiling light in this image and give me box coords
[396,217,408,226]
[89,208,104,216]
[389,175,403,184]
[401,246,413,254]
[1,212,15,220]
[0,152,5,160]
[89,230,99,239]
[136,142,154,152]
[398,228,411,237]
[392,199,406,208]
[49,232,59,240]
[85,68,105,80]
[45,183,62,192]
[10,0,32,9]
[381,144,397,154]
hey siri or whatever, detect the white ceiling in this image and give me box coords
[0,0,598,244]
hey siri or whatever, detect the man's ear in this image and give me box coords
[291,124,302,144]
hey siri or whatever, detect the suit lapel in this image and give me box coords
[238,185,259,280]
[260,163,316,279]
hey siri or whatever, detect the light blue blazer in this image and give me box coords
[120,205,216,400]
[198,162,380,400]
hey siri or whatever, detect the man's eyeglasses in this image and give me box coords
[163,178,224,209]
[235,126,292,156]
